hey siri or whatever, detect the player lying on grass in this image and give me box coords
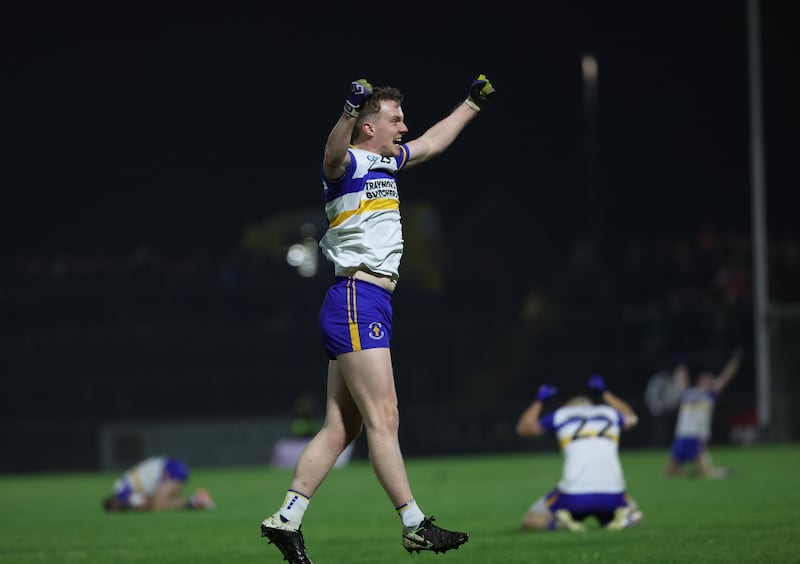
[102,455,215,512]
[515,375,643,531]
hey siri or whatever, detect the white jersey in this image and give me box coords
[674,388,716,440]
[111,456,169,508]
[319,145,409,282]
[540,404,627,494]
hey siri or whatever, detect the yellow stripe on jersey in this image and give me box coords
[328,198,400,228]
[559,432,619,449]
[346,278,361,351]
[130,470,144,494]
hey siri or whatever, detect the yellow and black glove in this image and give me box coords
[466,73,496,112]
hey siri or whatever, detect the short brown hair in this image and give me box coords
[351,86,404,144]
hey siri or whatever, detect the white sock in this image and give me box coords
[277,489,310,528]
[397,498,425,529]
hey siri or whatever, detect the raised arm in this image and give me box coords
[604,391,639,429]
[712,348,742,394]
[405,74,495,168]
[515,384,557,438]
[588,374,638,430]
[322,79,372,180]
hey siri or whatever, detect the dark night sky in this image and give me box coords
[4,2,798,260]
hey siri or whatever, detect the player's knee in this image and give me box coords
[520,512,551,531]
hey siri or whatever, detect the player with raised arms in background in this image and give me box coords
[664,349,742,479]
[259,74,496,563]
[515,375,643,532]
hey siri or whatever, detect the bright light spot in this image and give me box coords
[582,53,598,82]
[287,238,320,277]
[287,244,306,266]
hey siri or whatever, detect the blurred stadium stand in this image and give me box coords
[1,227,798,473]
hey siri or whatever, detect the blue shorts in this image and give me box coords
[670,437,705,464]
[319,277,393,359]
[546,488,629,525]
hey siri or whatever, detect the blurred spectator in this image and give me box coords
[644,360,686,447]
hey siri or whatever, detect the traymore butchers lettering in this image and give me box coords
[365,178,398,200]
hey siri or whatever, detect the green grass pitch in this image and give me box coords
[2,445,798,563]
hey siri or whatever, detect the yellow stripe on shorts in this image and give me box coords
[347,278,361,351]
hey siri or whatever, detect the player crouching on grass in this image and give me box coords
[102,456,215,512]
[515,375,643,531]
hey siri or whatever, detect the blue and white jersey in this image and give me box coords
[540,404,627,494]
[111,456,169,507]
[319,145,410,282]
[674,388,716,440]
[110,456,188,508]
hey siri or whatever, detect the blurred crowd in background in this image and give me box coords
[4,208,798,417]
[5,199,800,476]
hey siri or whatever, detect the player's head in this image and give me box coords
[350,86,407,153]
[358,86,404,119]
[564,394,592,407]
[695,371,715,389]
[563,385,594,406]
[563,384,603,406]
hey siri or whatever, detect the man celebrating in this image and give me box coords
[260,74,495,563]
